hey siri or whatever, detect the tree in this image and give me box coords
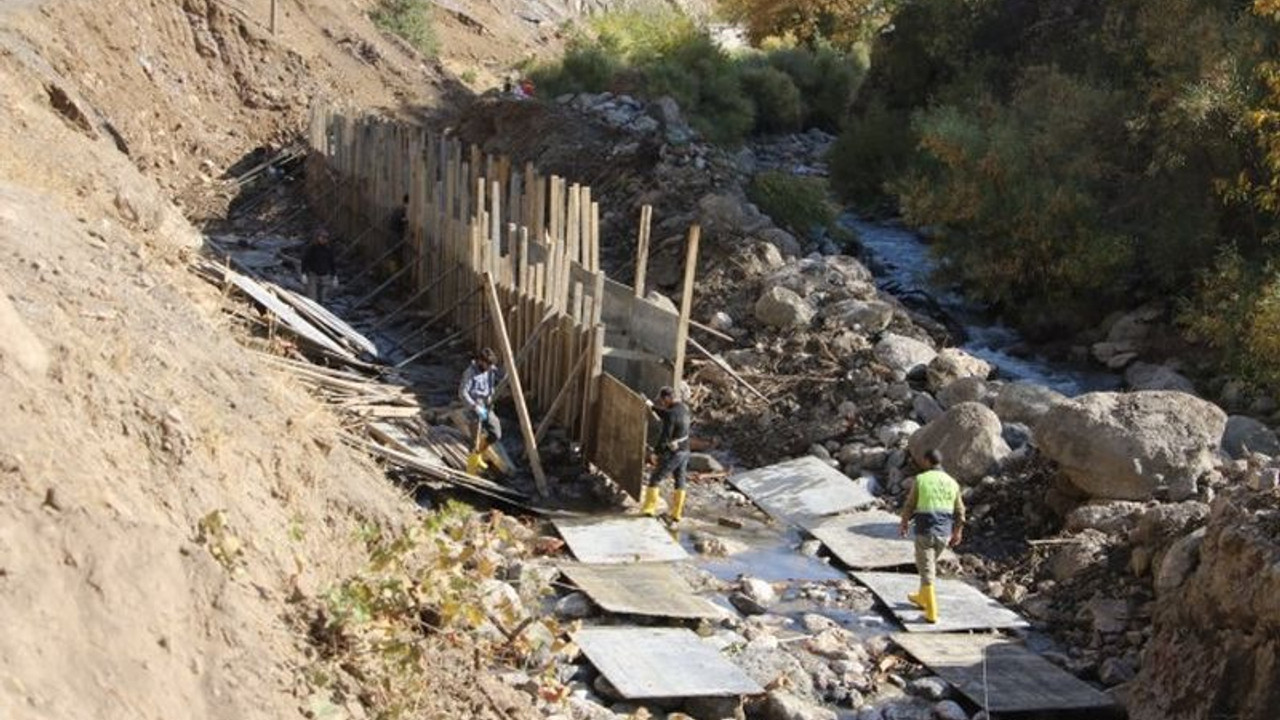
[718,0,895,49]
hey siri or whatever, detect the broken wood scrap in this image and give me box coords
[687,336,770,404]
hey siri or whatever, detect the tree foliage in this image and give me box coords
[719,0,895,49]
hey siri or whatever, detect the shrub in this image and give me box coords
[740,64,804,133]
[829,99,915,208]
[528,41,620,97]
[748,171,836,238]
[768,44,865,131]
[371,0,438,57]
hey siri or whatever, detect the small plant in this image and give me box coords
[371,0,438,57]
[196,509,244,571]
[748,171,837,239]
[459,68,477,85]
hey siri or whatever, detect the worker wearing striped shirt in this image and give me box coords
[898,449,965,623]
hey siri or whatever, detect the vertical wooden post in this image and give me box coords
[672,224,700,393]
[483,273,548,496]
[634,204,652,297]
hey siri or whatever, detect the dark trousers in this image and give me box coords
[647,449,689,490]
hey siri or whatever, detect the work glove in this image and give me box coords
[667,440,680,452]
[645,398,654,409]
[477,406,489,422]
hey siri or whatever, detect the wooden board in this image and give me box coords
[573,627,763,699]
[728,457,876,525]
[892,634,1116,712]
[852,572,1029,633]
[805,509,949,570]
[593,374,647,500]
[560,563,725,619]
[553,516,689,564]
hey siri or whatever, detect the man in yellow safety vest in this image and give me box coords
[898,449,966,623]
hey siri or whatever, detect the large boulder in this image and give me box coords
[1125,362,1196,394]
[908,402,1011,483]
[926,348,993,391]
[1221,415,1280,459]
[874,334,937,375]
[759,691,837,720]
[758,227,802,258]
[1035,391,1227,500]
[993,382,1066,425]
[755,286,814,329]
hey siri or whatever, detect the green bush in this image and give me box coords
[767,44,865,131]
[740,64,804,133]
[748,171,836,238]
[829,99,915,208]
[371,0,438,57]
[528,41,620,96]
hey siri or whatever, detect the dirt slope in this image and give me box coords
[0,1,544,719]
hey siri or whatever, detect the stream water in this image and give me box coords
[841,215,1120,397]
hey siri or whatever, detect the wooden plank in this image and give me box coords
[573,628,762,700]
[592,374,647,500]
[634,204,652,296]
[672,224,700,391]
[561,564,725,620]
[853,572,1030,634]
[553,516,688,564]
[891,634,1116,713]
[482,273,548,495]
[534,349,589,443]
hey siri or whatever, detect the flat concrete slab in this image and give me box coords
[852,571,1029,633]
[573,627,763,699]
[892,634,1116,712]
[806,510,952,570]
[728,457,875,525]
[560,563,726,620]
[553,516,689,564]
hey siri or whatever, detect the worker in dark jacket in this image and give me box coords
[898,449,966,623]
[460,347,503,476]
[643,386,691,521]
[300,228,337,303]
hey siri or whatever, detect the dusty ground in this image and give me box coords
[0,0,568,718]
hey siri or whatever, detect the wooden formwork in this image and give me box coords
[305,107,694,496]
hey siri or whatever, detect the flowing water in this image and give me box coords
[842,216,1120,397]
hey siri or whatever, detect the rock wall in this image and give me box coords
[1128,491,1280,720]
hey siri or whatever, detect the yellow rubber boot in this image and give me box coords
[466,452,487,476]
[907,585,925,609]
[668,489,687,522]
[923,584,939,624]
[640,486,660,516]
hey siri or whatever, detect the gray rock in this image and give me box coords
[689,452,725,473]
[1125,362,1196,394]
[1001,422,1032,450]
[926,348,993,392]
[758,227,803,259]
[831,299,895,334]
[733,640,814,701]
[568,696,619,720]
[1064,502,1145,535]
[1048,530,1109,582]
[740,577,777,606]
[700,193,751,235]
[908,403,1012,483]
[710,311,735,331]
[686,695,745,720]
[1154,527,1206,597]
[937,377,996,410]
[1221,415,1280,459]
[912,393,944,424]
[907,676,951,701]
[878,420,922,447]
[932,700,968,720]
[1036,391,1227,500]
[875,334,938,375]
[993,382,1066,424]
[555,592,595,619]
[755,286,814,329]
[1098,656,1137,687]
[730,592,767,615]
[759,691,836,720]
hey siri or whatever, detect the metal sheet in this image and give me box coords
[728,457,876,525]
[892,634,1116,712]
[853,571,1029,633]
[806,510,950,570]
[573,627,763,699]
[560,563,725,619]
[554,516,689,564]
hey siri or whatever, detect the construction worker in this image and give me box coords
[897,449,965,623]
[300,228,337,303]
[642,386,691,522]
[460,348,503,476]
